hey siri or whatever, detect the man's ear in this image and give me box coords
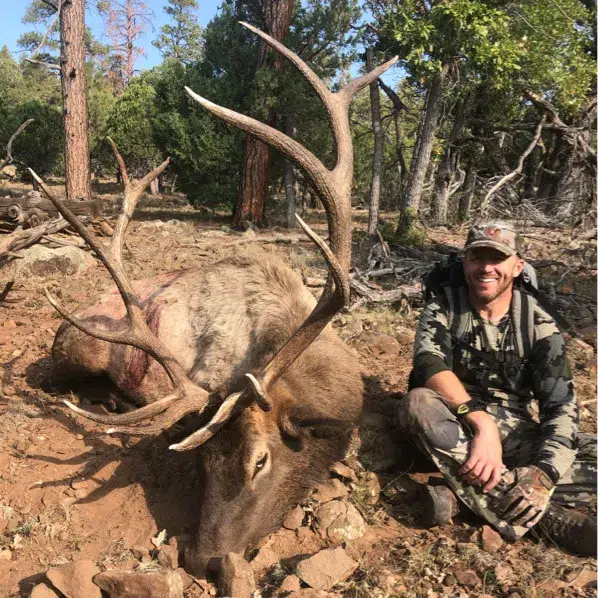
[513,257,525,278]
[278,406,354,449]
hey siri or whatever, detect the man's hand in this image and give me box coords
[459,411,504,493]
[493,465,553,528]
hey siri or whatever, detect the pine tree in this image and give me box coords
[152,0,203,64]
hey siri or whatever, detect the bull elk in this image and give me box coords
[33,24,397,576]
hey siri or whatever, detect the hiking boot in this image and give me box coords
[534,503,597,557]
[421,485,460,527]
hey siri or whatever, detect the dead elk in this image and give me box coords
[39,24,397,576]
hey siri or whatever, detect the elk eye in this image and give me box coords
[254,454,268,476]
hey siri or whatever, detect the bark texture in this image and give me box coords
[284,115,297,228]
[459,160,476,222]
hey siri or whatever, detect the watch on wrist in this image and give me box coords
[453,397,486,419]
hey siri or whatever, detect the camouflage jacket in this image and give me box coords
[413,292,578,480]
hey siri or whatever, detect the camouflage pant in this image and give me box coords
[395,388,597,541]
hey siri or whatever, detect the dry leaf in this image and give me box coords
[151,529,166,548]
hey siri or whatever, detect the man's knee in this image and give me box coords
[397,388,462,451]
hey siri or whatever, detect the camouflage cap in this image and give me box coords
[464,222,523,256]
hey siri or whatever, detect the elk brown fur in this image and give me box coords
[52,251,363,573]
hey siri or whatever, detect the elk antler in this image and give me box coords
[36,26,397,451]
[170,24,398,450]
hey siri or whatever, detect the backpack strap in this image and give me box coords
[512,289,535,358]
[444,285,470,342]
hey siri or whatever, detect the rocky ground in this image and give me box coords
[0,187,596,598]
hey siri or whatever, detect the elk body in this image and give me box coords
[35,24,397,576]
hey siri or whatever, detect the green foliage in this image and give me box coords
[1,100,64,177]
[153,0,203,65]
[106,79,163,176]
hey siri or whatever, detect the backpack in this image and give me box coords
[422,254,573,359]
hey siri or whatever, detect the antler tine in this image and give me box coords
[63,392,180,425]
[239,22,332,109]
[106,138,171,273]
[185,88,331,205]
[341,56,399,101]
[169,390,250,451]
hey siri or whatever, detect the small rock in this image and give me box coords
[218,552,256,598]
[93,569,184,598]
[46,560,102,598]
[250,543,280,571]
[330,462,357,482]
[361,472,381,505]
[280,574,301,593]
[6,517,20,533]
[242,220,258,232]
[130,545,150,559]
[343,319,363,339]
[283,506,305,530]
[481,525,503,553]
[443,574,456,587]
[315,500,366,543]
[494,563,514,584]
[0,549,12,561]
[509,593,522,598]
[175,568,193,591]
[453,569,481,588]
[312,479,348,504]
[9,246,95,278]
[364,332,400,360]
[395,325,416,346]
[157,544,180,569]
[243,227,257,237]
[564,567,598,589]
[295,547,358,591]
[31,584,61,598]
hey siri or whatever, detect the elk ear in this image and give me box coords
[279,406,354,448]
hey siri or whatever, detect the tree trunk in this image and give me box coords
[432,98,468,224]
[233,0,296,229]
[393,113,406,209]
[367,48,384,237]
[60,0,91,201]
[459,160,477,222]
[150,176,159,195]
[284,115,297,229]
[397,67,447,231]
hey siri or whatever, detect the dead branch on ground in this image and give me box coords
[0,217,69,264]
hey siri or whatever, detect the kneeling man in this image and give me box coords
[392,223,596,555]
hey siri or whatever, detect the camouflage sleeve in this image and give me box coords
[412,298,453,386]
[531,307,579,482]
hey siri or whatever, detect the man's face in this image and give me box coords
[463,247,524,304]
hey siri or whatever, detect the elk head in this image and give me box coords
[33,24,397,576]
